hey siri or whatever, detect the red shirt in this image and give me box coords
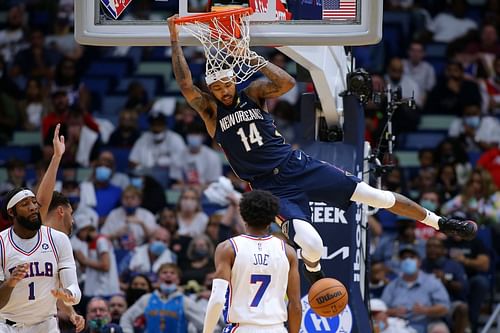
[42,112,99,141]
[477,147,500,188]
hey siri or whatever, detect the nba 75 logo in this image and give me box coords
[101,0,133,19]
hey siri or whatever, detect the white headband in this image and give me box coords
[7,189,35,210]
[206,69,234,86]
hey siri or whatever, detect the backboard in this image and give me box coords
[75,0,382,47]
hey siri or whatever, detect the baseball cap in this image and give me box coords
[370,299,387,312]
[398,244,420,257]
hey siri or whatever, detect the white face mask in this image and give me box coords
[180,199,197,212]
[153,132,165,143]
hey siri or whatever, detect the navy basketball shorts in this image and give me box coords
[251,150,361,222]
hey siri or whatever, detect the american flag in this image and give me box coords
[322,0,357,20]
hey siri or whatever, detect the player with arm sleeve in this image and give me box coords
[0,186,81,332]
[168,16,477,284]
[203,190,301,333]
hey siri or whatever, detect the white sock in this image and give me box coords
[305,262,321,272]
[421,209,440,230]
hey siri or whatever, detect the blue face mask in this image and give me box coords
[420,199,437,212]
[464,116,480,129]
[149,241,167,256]
[124,206,137,215]
[95,166,112,182]
[160,282,177,295]
[186,135,204,149]
[400,258,418,275]
[377,320,387,331]
[130,177,143,189]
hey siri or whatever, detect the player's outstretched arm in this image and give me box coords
[168,16,215,127]
[203,240,234,333]
[285,243,302,333]
[0,263,30,309]
[245,59,295,101]
[38,123,65,221]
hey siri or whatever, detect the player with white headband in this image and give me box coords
[0,184,81,332]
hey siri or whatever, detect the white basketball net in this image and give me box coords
[181,11,268,85]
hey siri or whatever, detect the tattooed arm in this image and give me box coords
[244,57,295,101]
[168,15,217,136]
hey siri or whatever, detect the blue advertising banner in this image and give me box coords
[299,95,371,333]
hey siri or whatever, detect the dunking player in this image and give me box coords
[0,193,81,328]
[203,190,301,333]
[168,17,477,283]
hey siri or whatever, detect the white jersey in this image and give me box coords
[226,234,289,326]
[0,226,76,325]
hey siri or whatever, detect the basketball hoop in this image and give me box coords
[174,7,268,85]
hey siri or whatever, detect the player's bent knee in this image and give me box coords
[292,219,323,262]
[350,182,396,209]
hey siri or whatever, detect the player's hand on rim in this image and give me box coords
[69,312,85,333]
[51,288,77,304]
[53,123,65,158]
[6,263,29,287]
[167,15,180,40]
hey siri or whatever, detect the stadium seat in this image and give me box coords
[136,62,172,87]
[107,147,130,172]
[9,131,41,146]
[427,56,447,78]
[0,147,32,165]
[418,115,455,131]
[399,131,447,150]
[101,95,128,115]
[85,60,131,80]
[0,168,7,183]
[394,150,419,168]
[76,168,92,182]
[114,76,162,98]
[424,42,447,58]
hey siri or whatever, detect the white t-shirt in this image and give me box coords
[129,130,186,179]
[180,145,223,186]
[177,212,209,238]
[0,226,78,325]
[101,207,157,247]
[82,236,120,297]
[427,13,477,43]
[128,243,176,274]
[448,116,500,145]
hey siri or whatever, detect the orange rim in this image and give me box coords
[174,7,253,25]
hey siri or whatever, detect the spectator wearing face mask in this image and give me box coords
[128,226,177,275]
[109,295,128,326]
[415,190,442,240]
[448,103,500,153]
[73,216,121,299]
[120,264,204,333]
[128,110,186,187]
[370,298,416,333]
[79,155,123,225]
[84,297,123,333]
[178,122,222,187]
[175,187,208,238]
[381,245,450,333]
[125,274,153,308]
[180,235,215,285]
[101,186,157,250]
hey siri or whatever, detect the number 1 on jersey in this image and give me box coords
[28,282,35,300]
[237,122,263,152]
[250,274,271,307]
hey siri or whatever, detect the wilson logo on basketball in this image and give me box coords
[316,290,343,304]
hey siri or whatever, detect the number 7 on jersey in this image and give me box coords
[250,274,270,307]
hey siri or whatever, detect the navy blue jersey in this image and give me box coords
[214,91,292,181]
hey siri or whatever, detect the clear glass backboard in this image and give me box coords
[75,0,382,46]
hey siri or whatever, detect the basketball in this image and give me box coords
[308,278,349,318]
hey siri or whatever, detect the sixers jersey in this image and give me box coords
[214,92,292,181]
[226,234,289,325]
[0,226,76,325]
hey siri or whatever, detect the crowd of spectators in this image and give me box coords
[0,0,499,333]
